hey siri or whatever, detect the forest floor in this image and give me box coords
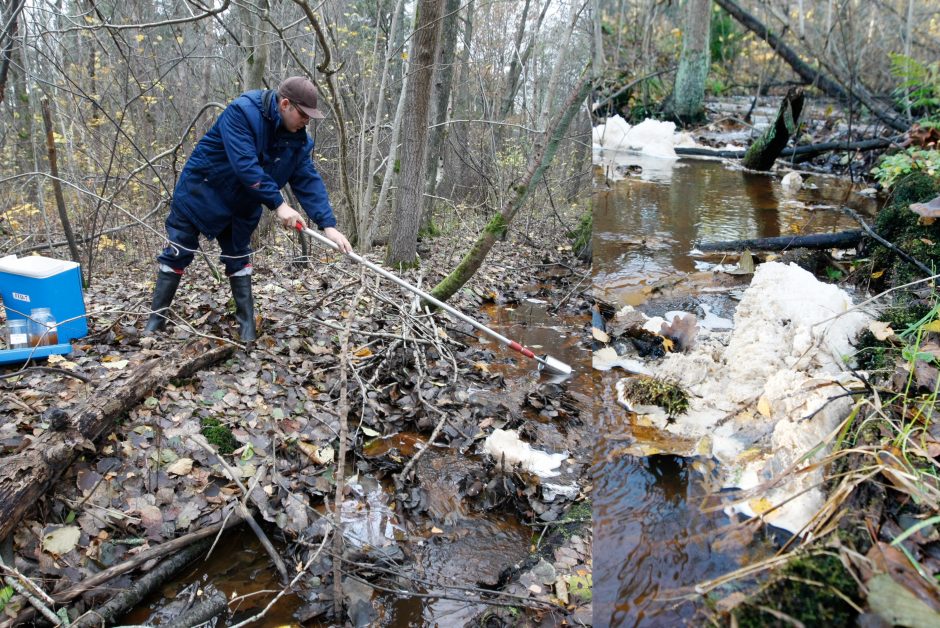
[0,204,594,626]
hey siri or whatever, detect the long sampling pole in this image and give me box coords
[296,223,573,376]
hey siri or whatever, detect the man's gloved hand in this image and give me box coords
[276,203,304,229]
[324,227,353,254]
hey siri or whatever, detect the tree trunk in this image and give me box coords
[668,0,711,123]
[386,0,444,268]
[0,340,236,543]
[742,86,804,170]
[239,0,269,91]
[40,98,83,275]
[357,0,405,252]
[430,74,591,302]
[455,0,475,118]
[0,0,24,106]
[497,0,533,122]
[714,0,908,132]
[422,0,461,228]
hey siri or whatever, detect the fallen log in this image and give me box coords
[742,87,804,171]
[162,584,229,628]
[0,338,236,543]
[696,229,863,252]
[5,515,245,627]
[71,539,214,627]
[714,0,909,132]
[675,137,899,161]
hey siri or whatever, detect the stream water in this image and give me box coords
[591,152,879,626]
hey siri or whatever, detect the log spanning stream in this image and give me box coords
[591,153,879,626]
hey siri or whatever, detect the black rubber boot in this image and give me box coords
[229,274,256,342]
[145,271,182,332]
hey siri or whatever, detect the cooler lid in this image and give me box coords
[0,255,80,278]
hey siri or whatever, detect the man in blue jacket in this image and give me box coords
[145,76,352,341]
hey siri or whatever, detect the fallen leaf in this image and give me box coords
[361,426,380,437]
[869,320,896,341]
[166,458,194,476]
[922,320,940,334]
[749,497,774,515]
[871,269,885,279]
[102,359,129,370]
[353,347,373,358]
[42,526,80,555]
[868,573,940,625]
[297,441,334,465]
[430,526,443,534]
[756,396,772,419]
[592,327,610,343]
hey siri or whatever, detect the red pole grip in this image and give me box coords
[509,341,536,359]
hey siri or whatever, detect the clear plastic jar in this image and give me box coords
[6,319,29,349]
[28,307,58,347]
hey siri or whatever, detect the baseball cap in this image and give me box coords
[278,76,326,119]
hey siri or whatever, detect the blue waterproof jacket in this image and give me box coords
[171,89,336,240]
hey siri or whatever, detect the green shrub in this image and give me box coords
[871,147,940,189]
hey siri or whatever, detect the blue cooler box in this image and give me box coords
[0,255,87,349]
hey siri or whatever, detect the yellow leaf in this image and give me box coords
[353,347,373,358]
[135,34,145,42]
[757,396,772,418]
[871,269,885,279]
[749,497,774,515]
[922,320,940,333]
[474,361,490,373]
[661,337,674,352]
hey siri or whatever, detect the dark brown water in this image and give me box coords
[591,156,877,626]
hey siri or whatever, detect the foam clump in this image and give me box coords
[483,429,567,478]
[593,115,690,159]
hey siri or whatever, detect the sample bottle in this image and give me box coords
[6,319,29,349]
[28,308,58,347]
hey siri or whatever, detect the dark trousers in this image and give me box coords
[157,209,254,276]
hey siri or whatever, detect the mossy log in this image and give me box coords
[430,74,592,303]
[0,339,236,542]
[742,87,804,171]
[697,229,863,252]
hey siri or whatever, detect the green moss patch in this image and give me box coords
[871,172,940,287]
[201,417,237,454]
[732,553,860,627]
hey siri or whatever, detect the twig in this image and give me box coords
[226,530,332,628]
[188,435,289,583]
[0,554,63,625]
[841,205,935,277]
[0,367,90,383]
[332,269,365,620]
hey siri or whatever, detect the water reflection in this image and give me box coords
[591,158,879,626]
[593,453,743,627]
[592,159,873,307]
